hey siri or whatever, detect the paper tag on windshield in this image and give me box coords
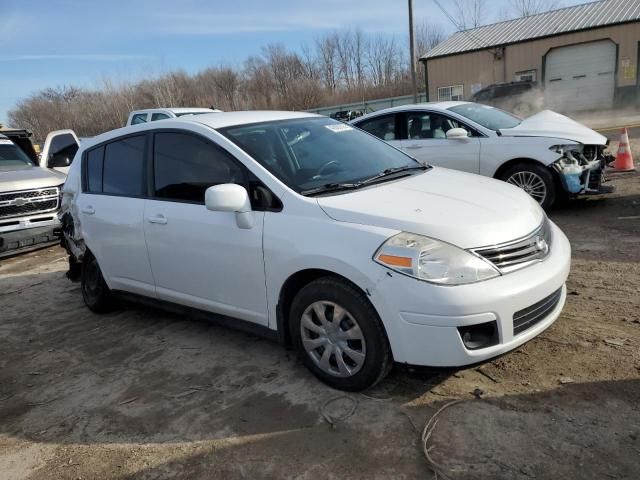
[0,139,14,145]
[325,124,353,133]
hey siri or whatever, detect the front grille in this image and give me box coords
[0,187,59,219]
[472,219,551,272]
[513,288,562,335]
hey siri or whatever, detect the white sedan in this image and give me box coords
[351,102,610,209]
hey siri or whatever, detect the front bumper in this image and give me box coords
[370,221,571,366]
[0,222,61,258]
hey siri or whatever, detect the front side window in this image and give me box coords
[151,113,171,121]
[131,113,147,125]
[355,114,397,141]
[103,135,145,196]
[153,132,244,203]
[437,85,464,101]
[0,139,35,171]
[406,112,470,139]
[221,117,422,194]
[448,104,521,130]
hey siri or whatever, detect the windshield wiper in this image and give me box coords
[359,164,429,186]
[301,165,429,196]
[300,182,362,196]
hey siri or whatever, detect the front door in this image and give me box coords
[143,131,268,325]
[400,111,481,173]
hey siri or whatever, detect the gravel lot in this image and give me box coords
[1,171,638,480]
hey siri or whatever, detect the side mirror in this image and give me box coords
[205,184,253,229]
[446,128,469,140]
[49,153,72,168]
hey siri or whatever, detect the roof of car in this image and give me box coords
[352,102,471,121]
[184,110,321,129]
[132,107,218,114]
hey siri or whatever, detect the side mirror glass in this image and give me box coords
[446,128,469,140]
[49,153,72,168]
[205,184,253,229]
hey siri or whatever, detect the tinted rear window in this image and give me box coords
[86,146,104,193]
[103,136,145,196]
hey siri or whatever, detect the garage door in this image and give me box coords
[544,40,616,111]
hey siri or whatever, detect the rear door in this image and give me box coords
[399,111,481,173]
[352,113,403,150]
[40,130,80,174]
[76,134,156,297]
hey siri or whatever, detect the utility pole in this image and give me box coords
[408,0,418,103]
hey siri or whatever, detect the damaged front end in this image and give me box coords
[549,144,614,196]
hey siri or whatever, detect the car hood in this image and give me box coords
[0,166,66,192]
[499,110,607,145]
[316,168,544,249]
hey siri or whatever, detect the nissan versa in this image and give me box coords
[59,111,571,391]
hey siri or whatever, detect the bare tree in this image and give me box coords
[452,0,488,29]
[501,0,561,19]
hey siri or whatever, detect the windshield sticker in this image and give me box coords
[0,139,14,145]
[325,124,353,133]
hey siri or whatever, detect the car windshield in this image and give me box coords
[0,140,35,171]
[448,103,521,130]
[220,117,424,194]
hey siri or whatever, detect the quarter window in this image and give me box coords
[437,85,464,101]
[355,114,397,141]
[86,146,104,193]
[153,132,244,203]
[103,136,145,196]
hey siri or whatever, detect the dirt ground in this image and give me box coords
[1,171,639,480]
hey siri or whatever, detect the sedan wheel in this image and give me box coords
[506,171,547,204]
[301,301,366,378]
[500,162,556,210]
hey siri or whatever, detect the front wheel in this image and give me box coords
[500,162,556,210]
[289,277,392,391]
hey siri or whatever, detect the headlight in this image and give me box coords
[549,144,582,154]
[374,232,500,285]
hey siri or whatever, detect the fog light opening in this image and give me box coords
[457,321,499,350]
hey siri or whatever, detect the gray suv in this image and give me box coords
[0,131,72,257]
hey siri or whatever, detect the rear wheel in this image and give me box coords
[81,252,114,313]
[500,162,556,210]
[289,277,392,391]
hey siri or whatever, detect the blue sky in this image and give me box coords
[0,0,588,124]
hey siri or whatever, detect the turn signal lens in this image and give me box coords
[377,254,412,268]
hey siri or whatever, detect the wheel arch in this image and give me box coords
[276,268,382,349]
[493,157,548,179]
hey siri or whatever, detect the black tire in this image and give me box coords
[81,251,115,313]
[289,277,392,391]
[499,162,556,210]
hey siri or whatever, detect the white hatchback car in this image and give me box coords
[351,102,610,209]
[60,111,570,391]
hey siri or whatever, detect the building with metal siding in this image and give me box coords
[420,0,640,111]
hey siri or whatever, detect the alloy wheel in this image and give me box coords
[507,171,547,204]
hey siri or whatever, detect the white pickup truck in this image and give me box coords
[0,128,79,257]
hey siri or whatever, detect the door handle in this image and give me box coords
[405,144,423,150]
[148,214,168,225]
[81,206,95,215]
